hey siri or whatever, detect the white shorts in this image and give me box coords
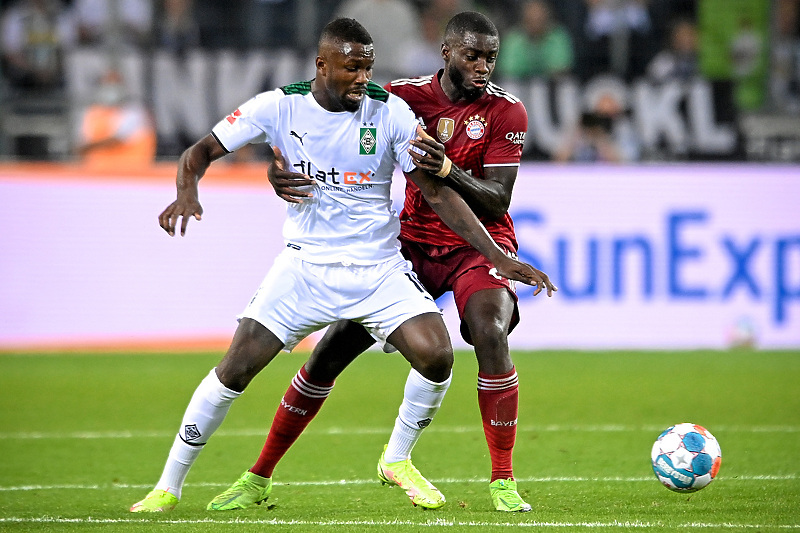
[238,250,441,351]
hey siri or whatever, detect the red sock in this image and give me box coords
[477,368,519,482]
[250,366,334,478]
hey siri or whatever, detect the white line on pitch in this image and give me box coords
[1,425,798,440]
[1,516,799,529]
[1,474,796,492]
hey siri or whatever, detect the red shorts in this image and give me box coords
[400,238,520,345]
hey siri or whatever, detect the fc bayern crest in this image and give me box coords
[465,115,487,139]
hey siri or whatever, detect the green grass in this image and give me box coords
[1,350,798,532]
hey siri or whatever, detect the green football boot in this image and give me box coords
[489,478,532,512]
[377,445,445,509]
[207,471,272,511]
[130,489,179,512]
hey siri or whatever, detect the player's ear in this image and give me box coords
[316,56,326,76]
[441,43,449,62]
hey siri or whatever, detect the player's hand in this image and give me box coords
[494,255,558,297]
[408,124,448,176]
[268,146,315,204]
[158,193,203,237]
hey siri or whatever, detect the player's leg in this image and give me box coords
[130,319,284,512]
[463,288,531,512]
[251,319,376,478]
[208,259,378,510]
[208,322,380,511]
[463,288,517,471]
[135,251,316,512]
[304,319,377,381]
[338,255,452,509]
[237,322,374,488]
[385,312,453,464]
[375,312,453,509]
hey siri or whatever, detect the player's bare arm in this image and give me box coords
[406,167,556,296]
[266,146,315,203]
[158,134,227,236]
[409,126,513,219]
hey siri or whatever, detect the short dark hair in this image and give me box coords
[444,11,498,43]
[319,17,373,48]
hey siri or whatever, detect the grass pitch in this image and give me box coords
[1,349,798,532]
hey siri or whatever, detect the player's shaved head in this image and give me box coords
[439,11,499,102]
[314,17,374,112]
[319,17,373,52]
[444,11,498,45]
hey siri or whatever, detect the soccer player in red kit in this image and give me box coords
[208,11,555,513]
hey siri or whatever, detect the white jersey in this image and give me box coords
[212,80,420,265]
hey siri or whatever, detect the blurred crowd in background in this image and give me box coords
[1,0,799,165]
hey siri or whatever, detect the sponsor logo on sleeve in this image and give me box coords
[225,109,242,124]
[505,131,526,145]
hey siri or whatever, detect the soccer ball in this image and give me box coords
[651,423,722,492]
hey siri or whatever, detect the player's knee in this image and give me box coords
[468,318,508,351]
[215,351,266,391]
[217,321,281,391]
[305,358,346,382]
[416,344,453,383]
[473,328,508,352]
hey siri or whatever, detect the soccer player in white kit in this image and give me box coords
[130,17,551,513]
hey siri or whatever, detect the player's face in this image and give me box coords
[443,31,499,101]
[316,40,374,112]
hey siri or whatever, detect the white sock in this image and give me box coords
[384,368,452,463]
[155,368,241,499]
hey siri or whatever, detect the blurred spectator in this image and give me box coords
[243,0,297,49]
[592,89,640,161]
[401,5,445,77]
[475,0,527,34]
[415,0,478,41]
[576,0,656,81]
[647,0,696,49]
[770,0,800,112]
[730,16,762,79]
[554,88,639,163]
[698,0,769,112]
[729,13,768,111]
[155,0,199,54]
[239,0,341,51]
[76,68,156,169]
[0,0,76,91]
[73,0,152,49]
[335,0,422,84]
[646,17,699,83]
[553,111,621,163]
[496,0,574,81]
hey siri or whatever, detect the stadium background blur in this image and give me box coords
[1,0,799,352]
[2,0,799,162]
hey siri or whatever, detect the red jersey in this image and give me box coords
[385,70,527,250]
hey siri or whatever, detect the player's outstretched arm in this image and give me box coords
[406,125,556,296]
[159,134,227,236]
[267,146,316,203]
[406,166,556,296]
